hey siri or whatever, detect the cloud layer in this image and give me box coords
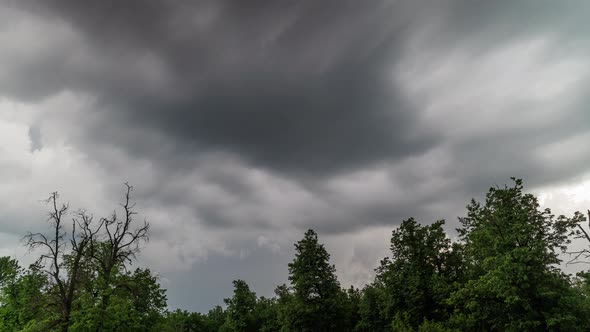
[1,0,590,311]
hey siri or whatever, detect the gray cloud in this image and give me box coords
[8,0,441,177]
[2,0,590,312]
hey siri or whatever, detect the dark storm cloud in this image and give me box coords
[8,0,440,176]
[3,0,590,312]
[8,0,589,234]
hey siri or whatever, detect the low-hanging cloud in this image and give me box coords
[1,0,590,311]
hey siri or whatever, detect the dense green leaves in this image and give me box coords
[0,263,49,331]
[69,268,167,332]
[220,280,258,332]
[449,178,589,331]
[1,186,166,332]
[3,178,590,331]
[281,229,351,331]
[373,218,464,330]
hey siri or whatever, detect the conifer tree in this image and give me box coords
[284,229,348,331]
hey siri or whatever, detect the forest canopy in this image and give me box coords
[2,179,590,331]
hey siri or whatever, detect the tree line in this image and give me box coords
[2,179,590,331]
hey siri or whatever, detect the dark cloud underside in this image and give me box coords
[9,0,442,176]
[2,0,590,311]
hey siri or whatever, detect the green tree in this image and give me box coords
[86,184,150,332]
[374,218,463,330]
[17,184,158,331]
[206,305,227,332]
[273,283,293,331]
[344,286,362,330]
[254,296,280,332]
[282,229,349,331]
[221,279,258,332]
[69,268,166,332]
[23,193,100,332]
[0,259,50,331]
[449,178,588,331]
[156,309,215,332]
[0,257,19,288]
[356,284,388,332]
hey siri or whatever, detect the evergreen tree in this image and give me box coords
[283,229,349,331]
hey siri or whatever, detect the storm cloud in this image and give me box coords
[1,0,590,311]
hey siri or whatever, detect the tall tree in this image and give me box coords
[449,178,588,331]
[373,218,464,330]
[283,229,348,331]
[19,184,156,332]
[86,183,150,332]
[23,193,101,332]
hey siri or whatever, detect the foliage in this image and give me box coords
[69,267,166,331]
[254,297,280,332]
[356,284,389,331]
[0,262,50,331]
[2,185,164,332]
[220,279,258,332]
[374,218,464,330]
[281,229,350,331]
[3,178,590,331]
[449,178,589,331]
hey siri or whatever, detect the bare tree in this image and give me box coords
[23,184,149,332]
[92,183,149,276]
[24,193,102,332]
[88,183,150,332]
[568,210,590,265]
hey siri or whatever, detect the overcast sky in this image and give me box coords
[2,0,590,312]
